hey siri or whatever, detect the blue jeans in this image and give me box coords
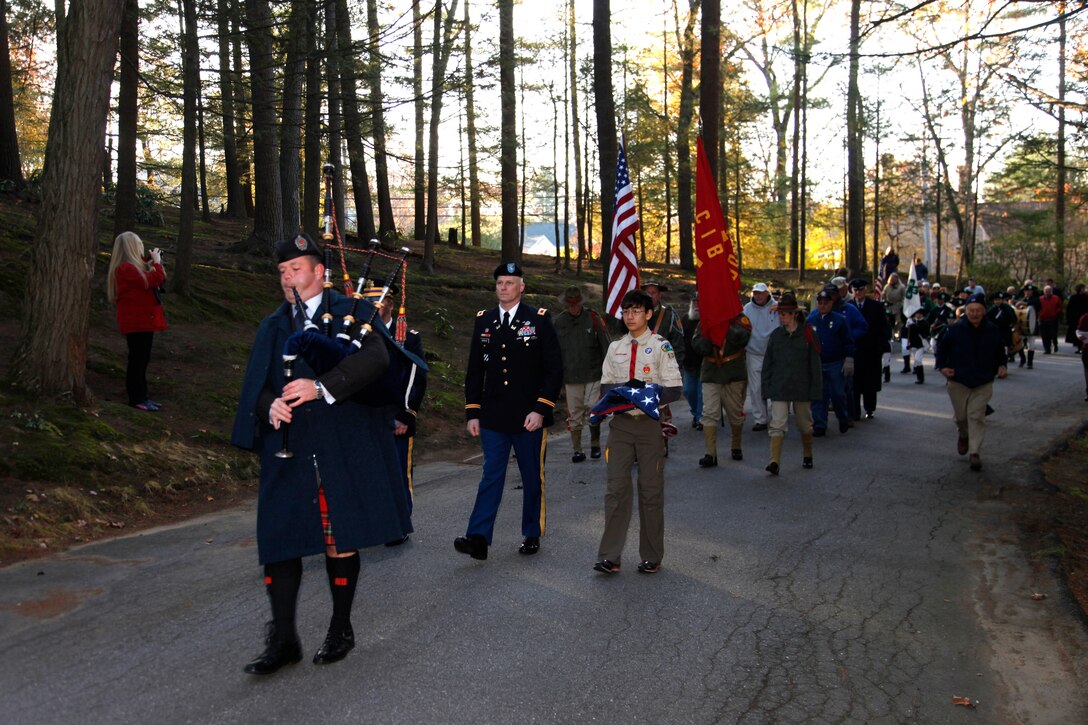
[466,427,546,544]
[682,370,703,421]
[811,361,849,430]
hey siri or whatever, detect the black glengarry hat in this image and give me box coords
[276,232,323,263]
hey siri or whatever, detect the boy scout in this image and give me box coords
[593,289,683,575]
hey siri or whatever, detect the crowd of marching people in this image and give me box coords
[230,234,1087,674]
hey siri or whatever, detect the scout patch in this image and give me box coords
[661,341,674,352]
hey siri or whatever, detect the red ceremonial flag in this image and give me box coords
[694,136,742,347]
[605,141,640,319]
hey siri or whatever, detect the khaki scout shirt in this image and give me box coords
[601,331,683,416]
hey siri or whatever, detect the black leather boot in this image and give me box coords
[901,355,912,373]
[914,366,924,384]
[1027,350,1034,369]
[244,623,302,675]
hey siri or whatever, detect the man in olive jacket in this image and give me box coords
[554,286,612,461]
[692,314,752,466]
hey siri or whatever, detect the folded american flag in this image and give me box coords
[589,384,664,426]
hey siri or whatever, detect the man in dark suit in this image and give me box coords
[231,234,416,675]
[454,261,564,561]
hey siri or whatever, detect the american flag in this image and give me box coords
[605,141,640,318]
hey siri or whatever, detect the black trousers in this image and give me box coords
[1040,320,1059,352]
[126,331,154,405]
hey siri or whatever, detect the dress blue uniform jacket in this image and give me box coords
[805,309,855,363]
[392,327,427,437]
[231,293,418,564]
[465,304,564,433]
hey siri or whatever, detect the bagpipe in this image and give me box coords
[276,165,426,459]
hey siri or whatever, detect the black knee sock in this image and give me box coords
[325,553,360,627]
[264,558,302,632]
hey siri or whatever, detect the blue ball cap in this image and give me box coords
[966,292,986,306]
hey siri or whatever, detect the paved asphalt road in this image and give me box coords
[2,349,1087,724]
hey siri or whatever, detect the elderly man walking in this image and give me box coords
[743,282,778,431]
[936,293,1008,471]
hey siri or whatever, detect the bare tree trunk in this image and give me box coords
[424,0,460,272]
[13,0,125,402]
[568,0,583,267]
[413,0,424,241]
[700,0,719,184]
[593,0,616,287]
[243,0,285,252]
[788,0,801,267]
[674,0,700,271]
[662,16,671,267]
[464,0,482,247]
[499,0,518,261]
[845,0,865,274]
[232,11,253,217]
[214,0,243,218]
[518,64,526,255]
[112,0,138,233]
[562,27,571,271]
[173,0,199,296]
[366,0,396,241]
[1056,5,1066,279]
[552,83,561,272]
[336,0,375,241]
[871,98,880,279]
[798,0,808,280]
[197,81,210,222]
[279,0,306,238]
[302,0,321,238]
[0,0,22,188]
[325,0,346,239]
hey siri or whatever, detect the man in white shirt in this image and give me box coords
[742,283,779,431]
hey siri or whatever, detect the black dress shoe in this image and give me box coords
[244,623,302,675]
[765,461,779,475]
[731,449,743,461]
[518,536,540,555]
[752,423,768,432]
[384,533,410,547]
[454,534,488,560]
[590,446,602,459]
[802,457,813,469]
[698,454,718,468]
[812,428,826,437]
[572,450,587,463]
[313,622,355,665]
[838,420,850,434]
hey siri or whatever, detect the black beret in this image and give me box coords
[275,233,323,263]
[494,261,523,278]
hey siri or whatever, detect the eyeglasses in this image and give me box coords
[621,308,647,316]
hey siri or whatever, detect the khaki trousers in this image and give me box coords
[598,413,665,564]
[768,400,814,438]
[946,380,993,456]
[565,381,601,433]
[701,380,747,428]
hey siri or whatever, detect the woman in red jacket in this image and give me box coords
[107,232,167,411]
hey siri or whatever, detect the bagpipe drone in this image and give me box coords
[276,165,427,459]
